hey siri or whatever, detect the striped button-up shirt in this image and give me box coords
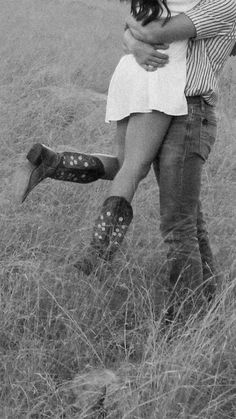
[185,0,236,105]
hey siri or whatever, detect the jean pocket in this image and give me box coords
[199,107,217,161]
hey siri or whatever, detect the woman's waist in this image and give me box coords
[121,40,187,65]
[158,40,187,60]
[120,53,186,69]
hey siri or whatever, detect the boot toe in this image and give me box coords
[13,160,36,204]
[21,163,53,203]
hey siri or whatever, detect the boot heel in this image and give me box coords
[27,143,44,166]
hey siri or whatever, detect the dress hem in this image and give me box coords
[105,107,188,123]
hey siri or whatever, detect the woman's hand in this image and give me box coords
[126,15,164,44]
[123,28,169,71]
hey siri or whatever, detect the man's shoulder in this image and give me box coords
[187,0,236,30]
[210,0,236,13]
[208,0,236,7]
[195,0,236,14]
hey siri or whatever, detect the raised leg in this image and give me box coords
[18,118,130,202]
[94,116,128,180]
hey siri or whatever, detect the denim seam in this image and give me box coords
[176,113,190,231]
[176,104,201,239]
[199,102,217,161]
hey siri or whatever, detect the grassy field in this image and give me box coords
[0,0,236,417]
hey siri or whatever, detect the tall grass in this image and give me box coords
[0,0,236,417]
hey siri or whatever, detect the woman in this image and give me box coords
[21,0,201,275]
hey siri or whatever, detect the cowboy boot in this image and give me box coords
[74,196,133,275]
[21,143,105,202]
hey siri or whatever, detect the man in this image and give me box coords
[20,0,236,314]
[122,0,236,313]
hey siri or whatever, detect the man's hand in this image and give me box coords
[123,29,169,71]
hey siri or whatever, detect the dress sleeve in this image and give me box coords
[185,0,236,40]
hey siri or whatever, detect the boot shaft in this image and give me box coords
[52,152,105,183]
[92,196,133,260]
[27,143,105,183]
[22,143,105,202]
[74,196,133,275]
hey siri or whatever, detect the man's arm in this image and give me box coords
[126,14,196,45]
[126,0,236,45]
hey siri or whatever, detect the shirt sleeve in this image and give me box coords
[185,0,236,40]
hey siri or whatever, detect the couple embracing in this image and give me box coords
[19,0,236,317]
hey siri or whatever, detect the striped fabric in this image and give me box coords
[185,0,236,105]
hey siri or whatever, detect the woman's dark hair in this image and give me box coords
[122,1,171,26]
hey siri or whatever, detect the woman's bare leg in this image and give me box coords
[108,111,171,202]
[93,116,128,180]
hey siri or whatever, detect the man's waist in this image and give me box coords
[186,96,216,108]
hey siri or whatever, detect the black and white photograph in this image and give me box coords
[1,0,236,417]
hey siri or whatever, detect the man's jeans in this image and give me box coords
[153,97,217,312]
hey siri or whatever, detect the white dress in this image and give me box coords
[105,0,200,122]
